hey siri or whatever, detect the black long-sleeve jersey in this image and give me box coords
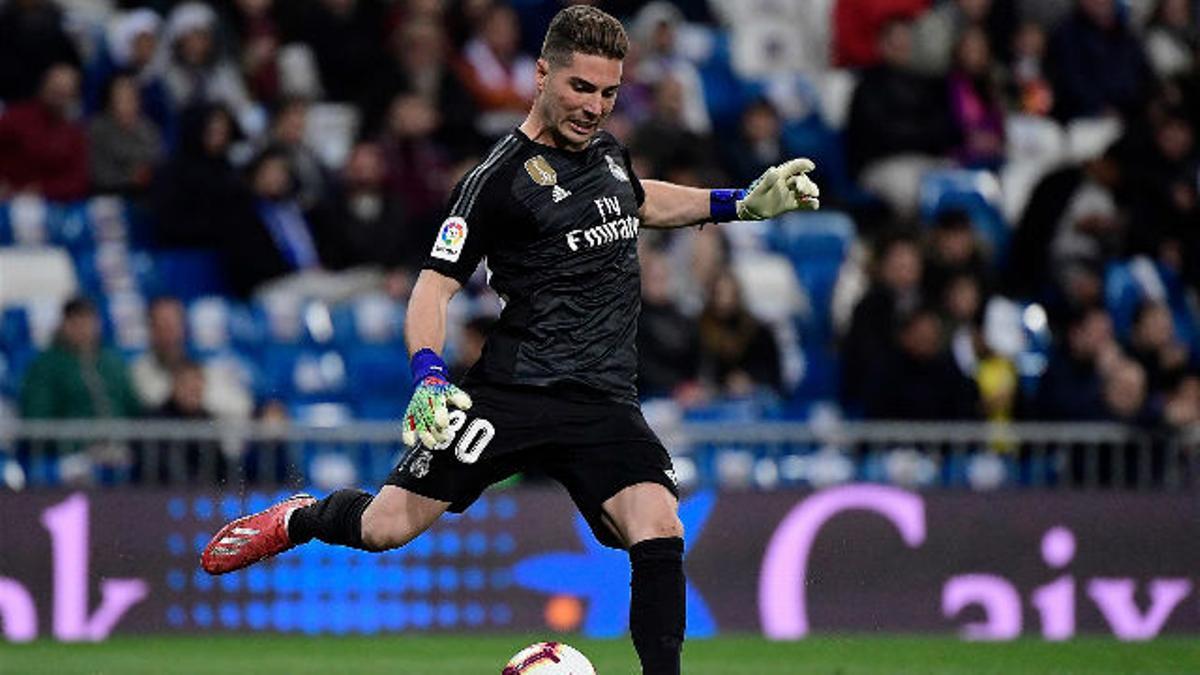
[423,129,646,404]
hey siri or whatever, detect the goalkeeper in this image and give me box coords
[201,6,817,675]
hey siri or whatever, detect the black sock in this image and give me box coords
[629,537,685,675]
[286,489,374,550]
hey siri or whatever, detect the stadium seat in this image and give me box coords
[332,294,405,348]
[0,247,79,307]
[2,195,49,246]
[731,252,809,323]
[345,344,412,405]
[1066,116,1122,164]
[261,347,349,403]
[1105,257,1200,350]
[45,201,97,252]
[104,290,149,352]
[1001,114,1067,222]
[918,169,1010,263]
[137,249,230,300]
[767,211,855,329]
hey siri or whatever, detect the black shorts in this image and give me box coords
[385,383,678,549]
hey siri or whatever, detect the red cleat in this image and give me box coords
[200,493,315,575]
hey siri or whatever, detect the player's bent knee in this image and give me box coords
[360,511,416,551]
[625,515,684,547]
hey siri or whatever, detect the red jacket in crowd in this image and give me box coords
[0,99,89,201]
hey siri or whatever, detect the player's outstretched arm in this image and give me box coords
[639,158,820,229]
[402,270,473,449]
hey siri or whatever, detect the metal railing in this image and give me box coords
[0,419,1196,491]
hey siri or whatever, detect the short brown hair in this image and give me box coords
[541,5,629,67]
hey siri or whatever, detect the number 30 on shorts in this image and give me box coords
[434,410,496,464]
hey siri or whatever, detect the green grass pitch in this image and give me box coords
[1,635,1197,674]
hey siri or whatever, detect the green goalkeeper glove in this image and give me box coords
[402,349,473,449]
[736,158,821,220]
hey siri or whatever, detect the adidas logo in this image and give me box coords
[552,185,572,203]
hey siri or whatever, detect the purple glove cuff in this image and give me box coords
[410,348,448,388]
[710,189,747,222]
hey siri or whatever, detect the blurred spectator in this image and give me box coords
[1006,21,1054,116]
[864,306,981,419]
[329,141,413,269]
[19,297,141,420]
[841,233,924,412]
[0,0,82,103]
[1034,304,1120,420]
[361,16,480,154]
[941,272,986,376]
[1101,356,1158,425]
[226,0,284,105]
[637,248,699,399]
[1143,0,1197,81]
[946,27,1006,169]
[267,97,332,209]
[1162,370,1200,428]
[1005,148,1123,301]
[292,0,388,103]
[1046,0,1152,121]
[630,76,716,181]
[847,19,956,217]
[160,2,256,132]
[132,360,229,486]
[1123,107,1198,265]
[154,103,246,247]
[911,0,993,75]
[456,3,537,139]
[1048,176,1122,298]
[130,296,253,420]
[450,315,495,382]
[89,72,165,195]
[444,0,497,49]
[0,64,89,201]
[721,97,789,187]
[378,93,455,240]
[221,146,348,295]
[697,269,783,397]
[1127,300,1191,394]
[627,2,710,134]
[84,9,175,144]
[923,209,988,302]
[833,0,929,68]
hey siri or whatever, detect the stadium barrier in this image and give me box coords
[0,486,1196,643]
[1,419,1196,491]
[0,421,1197,643]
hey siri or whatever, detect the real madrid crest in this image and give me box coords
[524,155,557,186]
[606,155,629,182]
[409,450,432,478]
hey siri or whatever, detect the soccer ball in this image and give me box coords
[502,641,596,674]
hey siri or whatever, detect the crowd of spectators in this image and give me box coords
[2,0,1200,462]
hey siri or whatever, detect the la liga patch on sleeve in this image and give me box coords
[431,216,468,262]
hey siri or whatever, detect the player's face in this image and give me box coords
[537,52,622,150]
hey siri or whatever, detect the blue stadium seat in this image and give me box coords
[137,249,230,300]
[1105,258,1200,351]
[0,205,12,245]
[261,347,349,403]
[46,202,97,252]
[188,296,265,356]
[0,307,32,354]
[918,169,1010,263]
[766,211,856,405]
[345,343,411,404]
[767,211,855,330]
